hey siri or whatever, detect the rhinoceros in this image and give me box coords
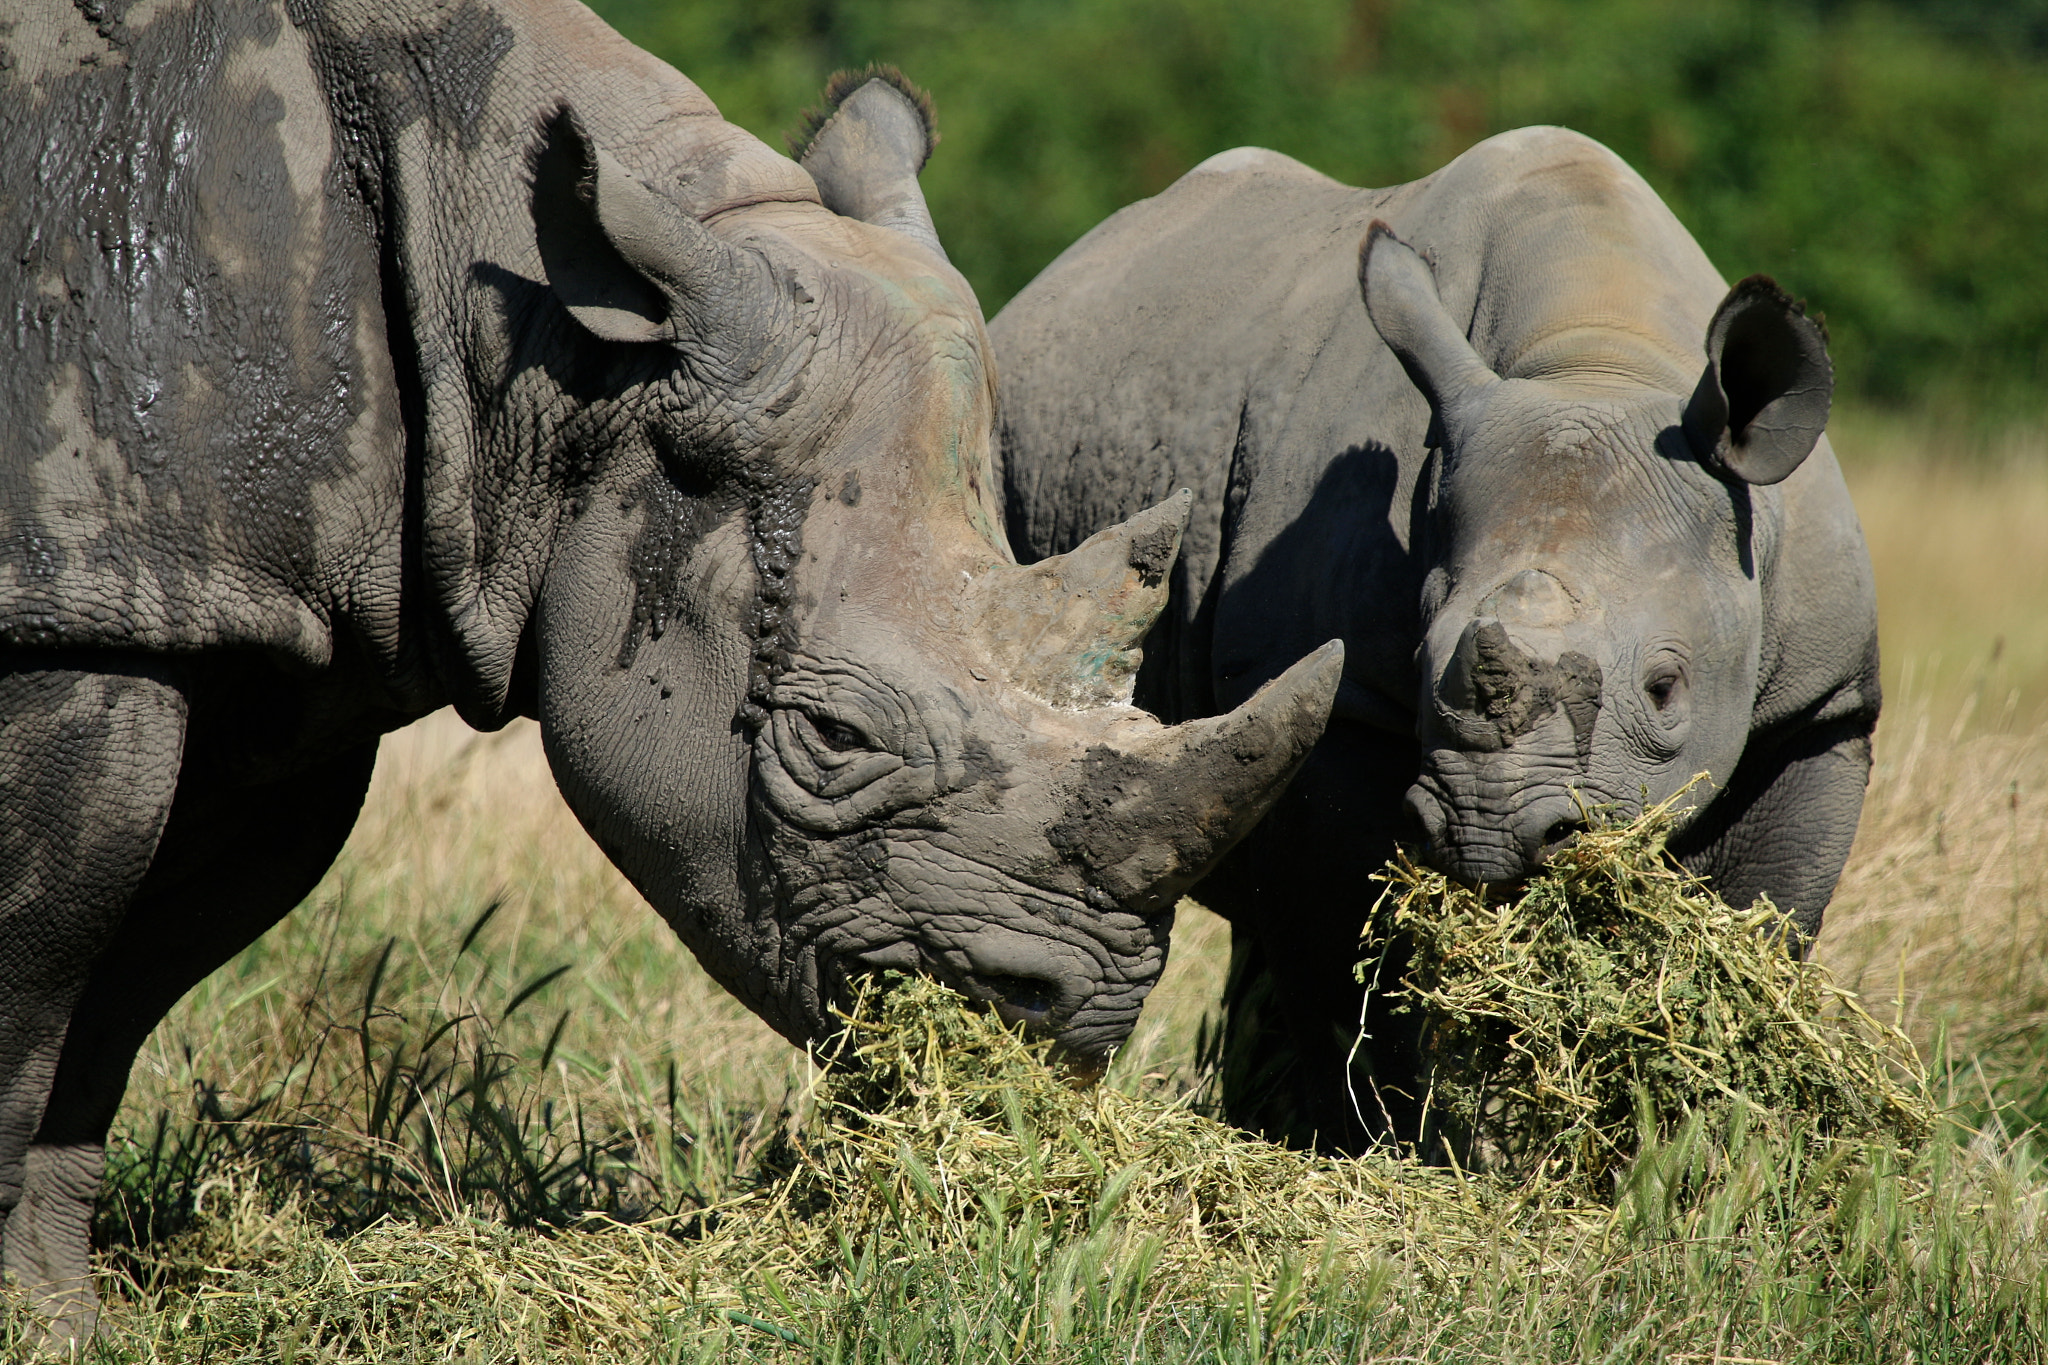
[993,127,1879,1149]
[0,0,1342,1338]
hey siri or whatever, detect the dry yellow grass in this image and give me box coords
[1833,413,2048,727]
[1814,694,2048,1060]
[119,712,807,1175]
[322,715,794,1091]
[1815,425,2048,1059]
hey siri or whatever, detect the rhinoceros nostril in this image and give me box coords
[1539,817,1585,857]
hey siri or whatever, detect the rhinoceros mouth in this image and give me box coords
[822,948,1143,1075]
[1405,765,1609,888]
[963,971,1061,1027]
[836,944,1072,1029]
[781,855,1166,1064]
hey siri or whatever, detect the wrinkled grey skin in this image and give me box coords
[0,1,1340,1343]
[994,128,1879,1150]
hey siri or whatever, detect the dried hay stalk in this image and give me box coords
[726,976,1560,1295]
[1372,784,1936,1193]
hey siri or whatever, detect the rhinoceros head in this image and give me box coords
[1358,221,1832,886]
[524,79,1339,1062]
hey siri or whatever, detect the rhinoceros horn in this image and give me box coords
[1047,641,1346,913]
[793,69,948,261]
[532,105,776,350]
[974,491,1344,910]
[969,490,1191,710]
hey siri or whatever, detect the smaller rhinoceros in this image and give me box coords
[994,126,1880,1149]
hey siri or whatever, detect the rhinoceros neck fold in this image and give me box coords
[1420,128,1728,399]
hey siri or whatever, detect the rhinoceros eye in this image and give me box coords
[813,717,869,753]
[1644,667,1686,712]
[756,703,923,831]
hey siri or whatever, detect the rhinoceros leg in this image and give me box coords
[1669,718,1876,946]
[13,738,377,1341]
[0,656,188,1347]
[1197,719,1424,1153]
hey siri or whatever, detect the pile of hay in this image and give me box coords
[715,975,1553,1295]
[712,787,1943,1292]
[46,798,1943,1358]
[758,793,1934,1271]
[66,982,1569,1359]
[1372,790,1935,1193]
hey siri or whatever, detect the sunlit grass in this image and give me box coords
[1834,410,2048,727]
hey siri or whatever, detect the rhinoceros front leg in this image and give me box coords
[1668,716,1877,945]
[18,737,379,1337]
[1197,718,1423,1153]
[0,656,188,1347]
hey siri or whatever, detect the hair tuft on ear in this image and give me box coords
[790,68,948,258]
[529,104,593,206]
[787,64,938,166]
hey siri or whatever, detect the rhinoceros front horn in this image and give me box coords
[971,491,1342,910]
[1048,641,1346,913]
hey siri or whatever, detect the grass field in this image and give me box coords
[9,428,2048,1362]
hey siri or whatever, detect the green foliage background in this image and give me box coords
[590,0,2046,419]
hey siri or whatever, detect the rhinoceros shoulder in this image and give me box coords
[0,0,409,670]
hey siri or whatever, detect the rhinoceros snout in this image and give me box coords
[1402,784,1449,849]
[1405,780,1587,887]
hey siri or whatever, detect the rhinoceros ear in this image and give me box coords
[791,68,947,261]
[532,105,768,347]
[1682,275,1833,486]
[1358,221,1499,442]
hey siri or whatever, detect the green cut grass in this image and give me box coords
[1375,787,1934,1194]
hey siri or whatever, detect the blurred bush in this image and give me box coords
[592,0,2048,422]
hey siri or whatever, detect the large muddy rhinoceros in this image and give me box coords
[0,1,1341,1339]
[994,127,1879,1150]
